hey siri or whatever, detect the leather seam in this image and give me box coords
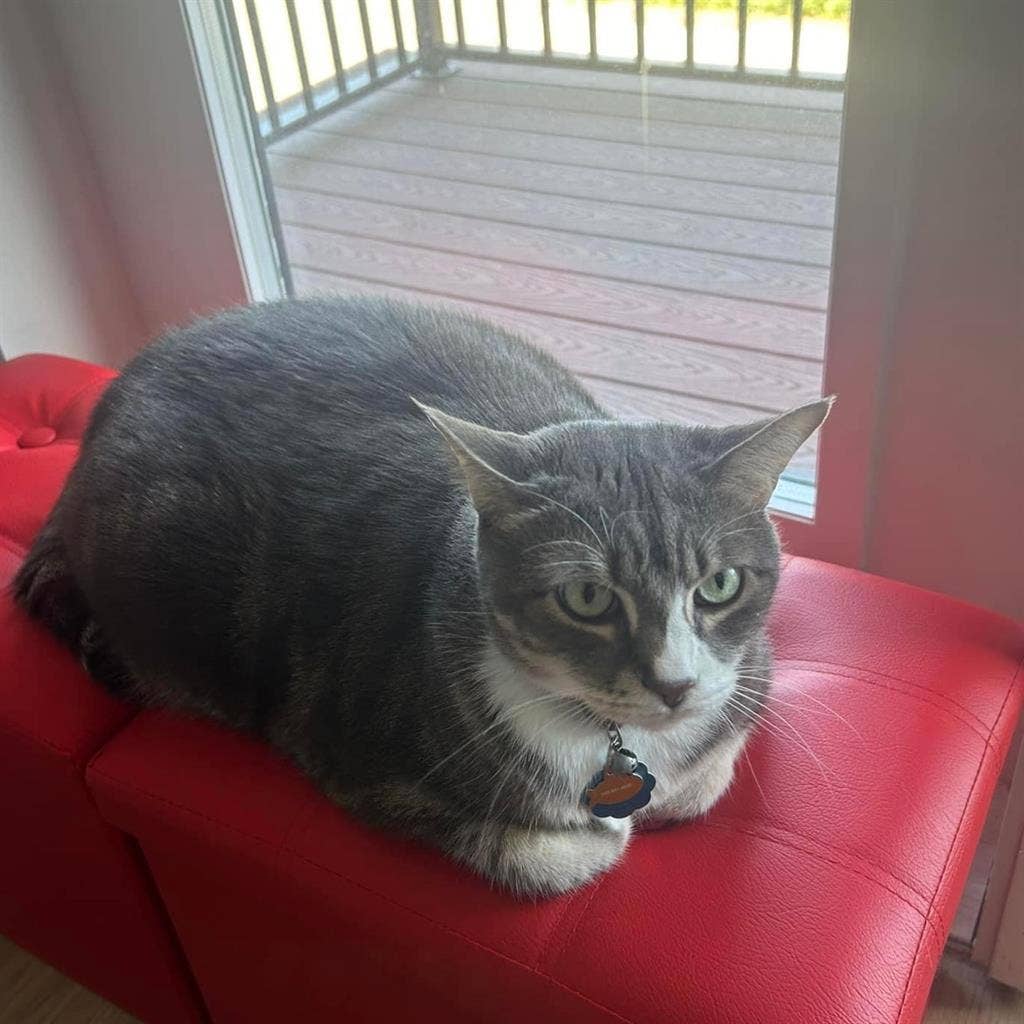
[778,657,993,734]
[894,654,1023,1024]
[0,371,110,438]
[710,816,935,910]
[541,872,606,972]
[777,666,989,742]
[0,533,27,558]
[87,767,634,1024]
[51,375,114,429]
[0,410,25,434]
[0,714,76,760]
[700,818,947,949]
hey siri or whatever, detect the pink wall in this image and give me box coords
[862,0,1023,620]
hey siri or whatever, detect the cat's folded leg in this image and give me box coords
[458,818,630,897]
[637,728,749,831]
[336,782,629,897]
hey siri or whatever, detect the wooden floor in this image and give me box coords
[3,931,1023,1024]
[268,60,840,482]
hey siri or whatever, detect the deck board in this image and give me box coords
[282,224,825,357]
[457,60,846,111]
[302,99,839,192]
[289,266,819,477]
[269,136,836,226]
[269,150,833,264]
[400,71,843,135]
[382,86,842,162]
[271,60,836,483]
[273,178,830,306]
[287,265,820,410]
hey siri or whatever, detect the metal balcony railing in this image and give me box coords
[228,1,847,145]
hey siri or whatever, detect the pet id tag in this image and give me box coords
[581,722,656,819]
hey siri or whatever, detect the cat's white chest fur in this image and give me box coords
[481,644,746,828]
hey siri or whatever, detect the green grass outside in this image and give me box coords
[631,0,851,19]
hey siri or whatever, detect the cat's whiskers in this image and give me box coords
[415,693,566,786]
[539,559,607,574]
[709,526,767,545]
[734,675,863,739]
[454,698,589,799]
[726,691,834,792]
[521,539,605,563]
[742,744,771,811]
[714,709,770,811]
[470,700,593,868]
[606,507,655,548]
[735,684,836,722]
[524,491,605,551]
[698,508,766,553]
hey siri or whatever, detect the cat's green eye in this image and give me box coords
[556,581,618,622]
[694,567,743,607]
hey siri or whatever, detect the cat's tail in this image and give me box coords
[12,522,134,696]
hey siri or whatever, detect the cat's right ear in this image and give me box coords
[411,400,534,525]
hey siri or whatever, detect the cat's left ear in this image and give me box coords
[703,397,835,508]
[412,400,535,524]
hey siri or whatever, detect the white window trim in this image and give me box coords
[180,0,287,304]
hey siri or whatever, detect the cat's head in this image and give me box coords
[418,399,831,732]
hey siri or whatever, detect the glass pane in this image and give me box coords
[225,0,854,516]
[507,1,545,53]
[745,0,794,72]
[439,0,459,45]
[799,0,851,76]
[643,3,687,65]
[548,0,590,57]
[461,1,500,50]
[694,0,738,68]
[331,0,370,73]
[596,1,638,61]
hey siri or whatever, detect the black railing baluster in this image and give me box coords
[635,0,644,65]
[587,0,598,61]
[791,0,803,76]
[243,0,279,130]
[738,0,748,71]
[322,0,348,95]
[686,0,695,69]
[390,0,407,63]
[541,0,552,57]
[285,0,315,114]
[496,0,508,54]
[453,0,466,50]
[357,0,378,79]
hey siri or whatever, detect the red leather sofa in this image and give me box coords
[3,352,1022,1024]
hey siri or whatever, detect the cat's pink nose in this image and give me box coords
[642,676,696,709]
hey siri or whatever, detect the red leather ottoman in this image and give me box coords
[88,559,1023,1023]
[0,355,205,1024]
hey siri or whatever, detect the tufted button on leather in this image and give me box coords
[18,426,57,448]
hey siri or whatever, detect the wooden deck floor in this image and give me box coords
[268,61,840,481]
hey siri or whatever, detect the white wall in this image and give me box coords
[0,0,142,365]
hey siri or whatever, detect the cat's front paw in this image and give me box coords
[638,730,746,830]
[483,821,630,897]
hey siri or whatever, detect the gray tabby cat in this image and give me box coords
[15,296,830,896]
